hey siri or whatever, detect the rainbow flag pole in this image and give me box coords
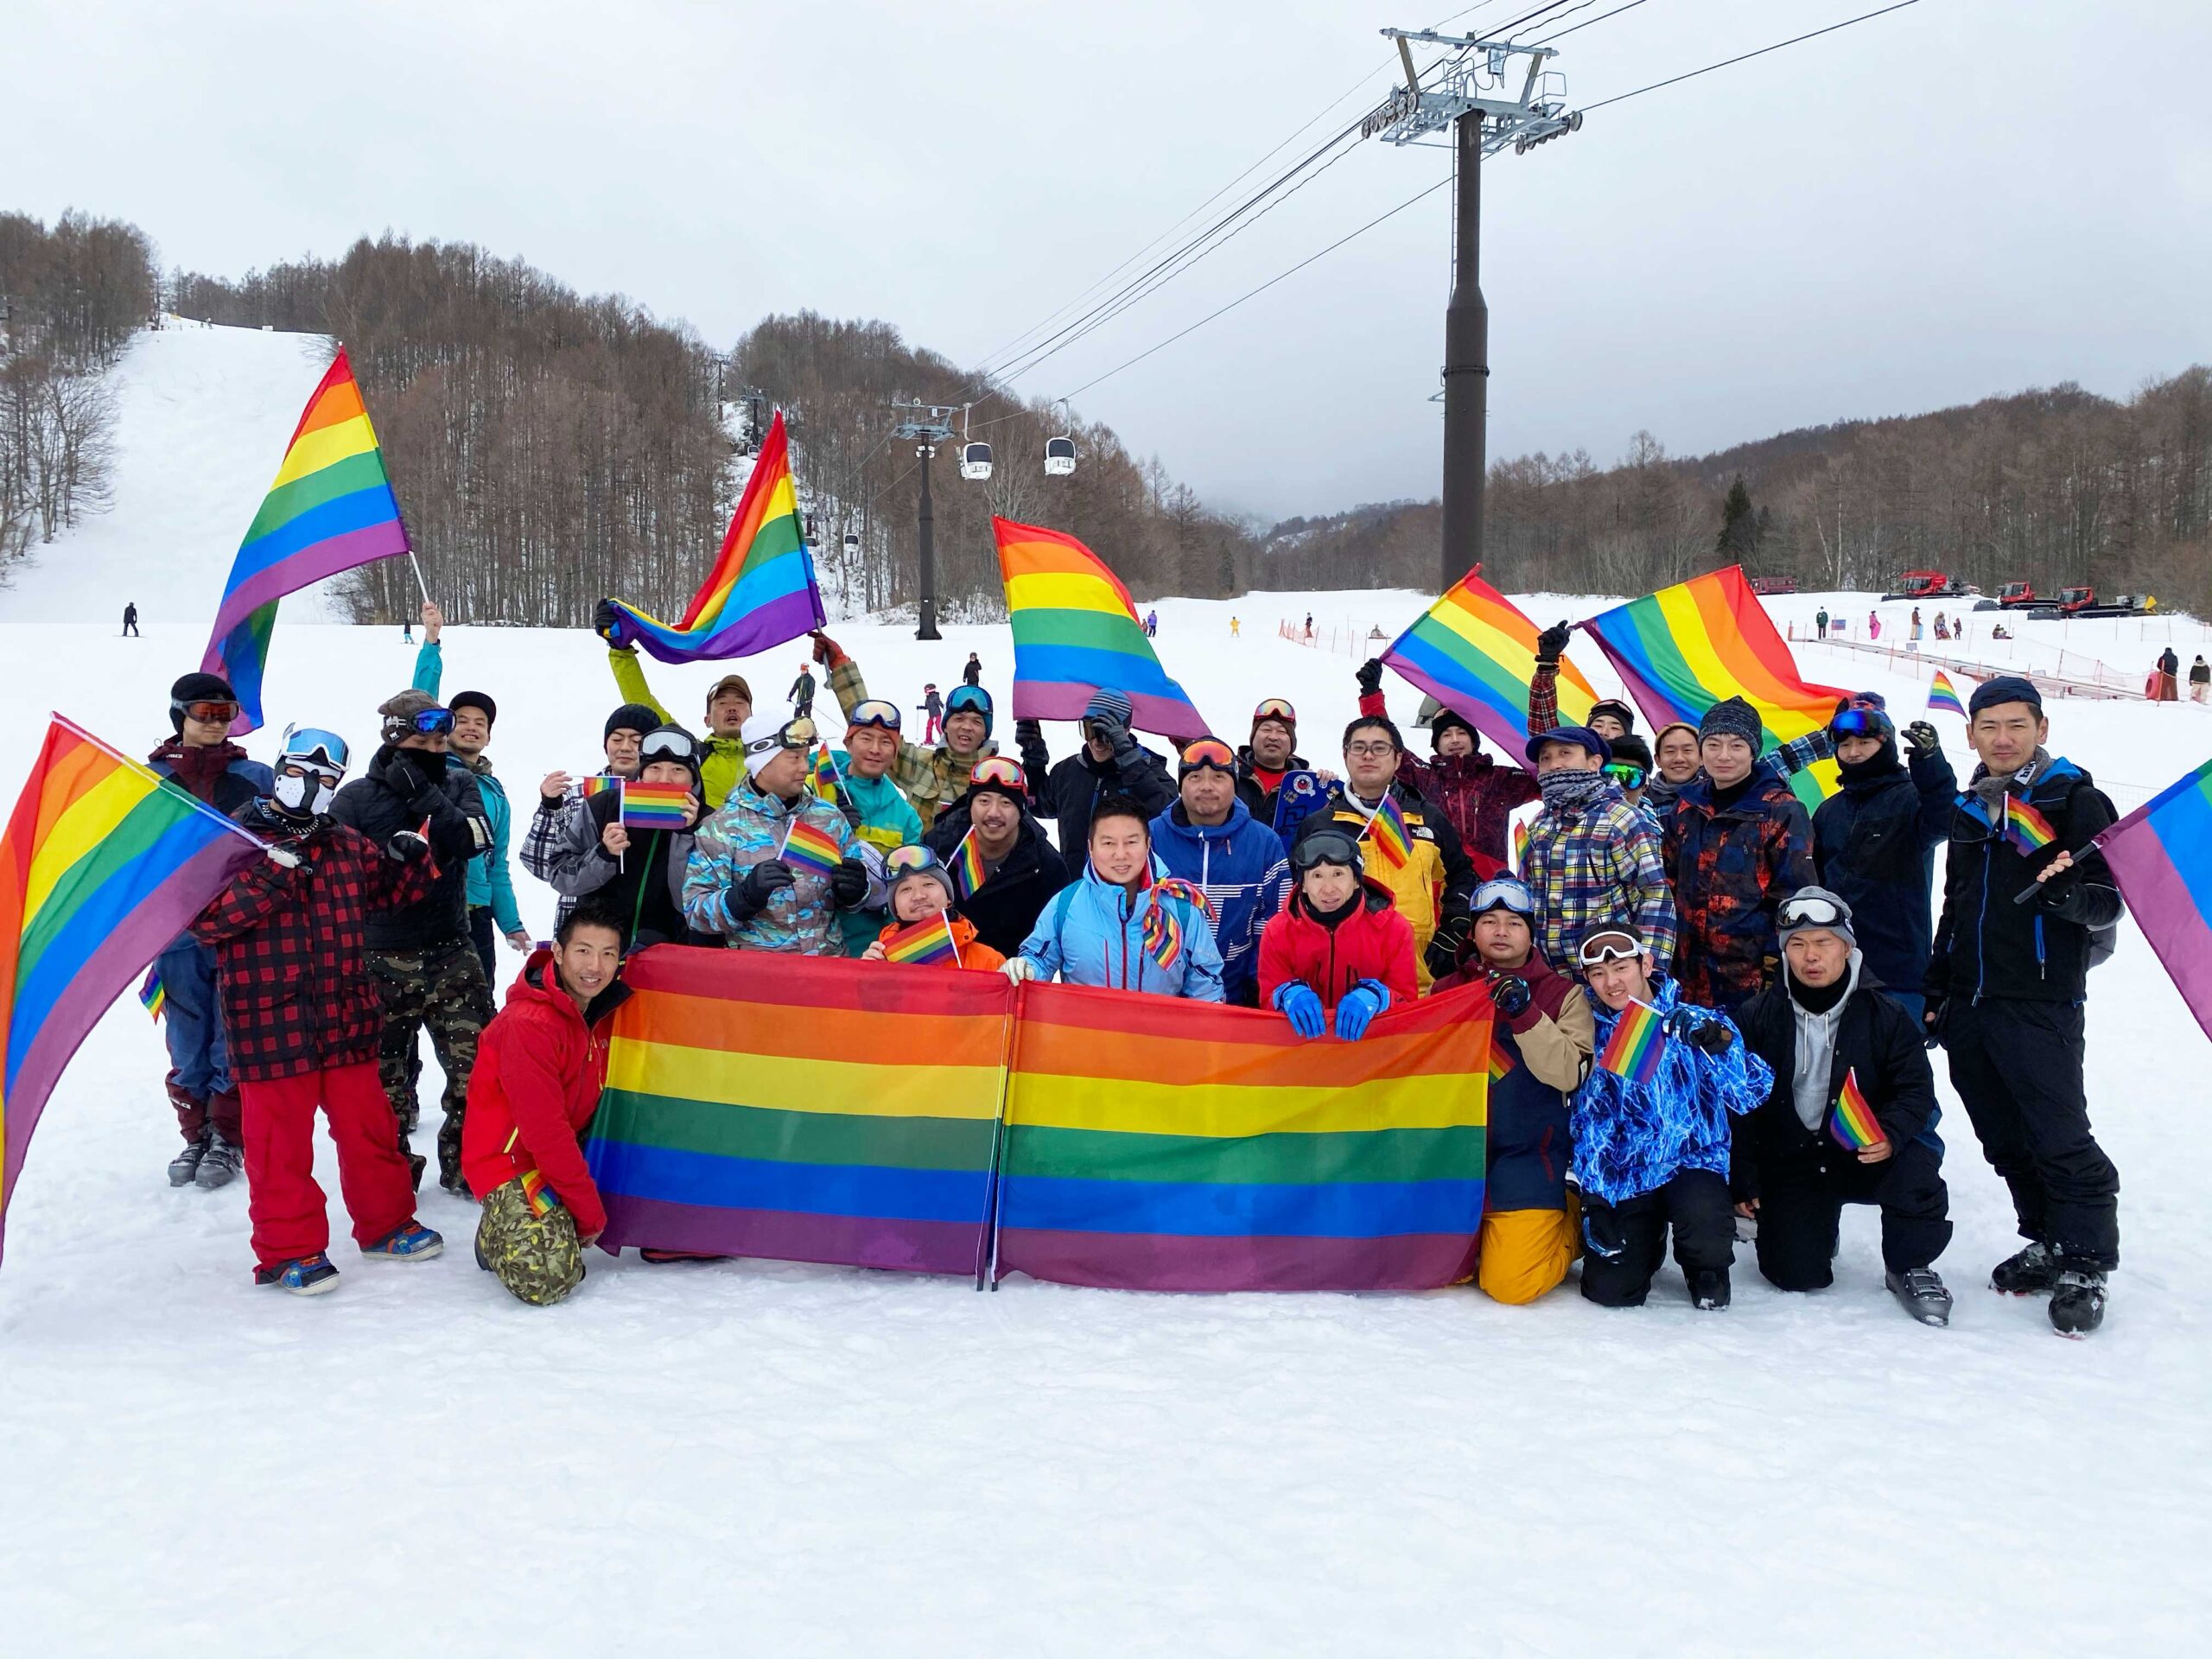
[1379,565,1600,766]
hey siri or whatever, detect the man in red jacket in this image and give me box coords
[463,901,632,1305]
[1257,830,1417,1041]
[189,727,446,1295]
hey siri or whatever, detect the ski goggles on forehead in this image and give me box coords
[1252,697,1296,723]
[639,728,699,763]
[1471,875,1535,918]
[1830,708,1892,737]
[1577,929,1645,968]
[1602,761,1648,788]
[746,716,817,756]
[1178,738,1236,776]
[1290,829,1361,873]
[1777,893,1848,930]
[173,698,240,724]
[407,708,455,736]
[969,756,1027,791]
[846,699,902,733]
[884,844,946,878]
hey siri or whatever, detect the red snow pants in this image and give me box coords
[239,1063,417,1269]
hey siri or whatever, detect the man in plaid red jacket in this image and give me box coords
[190,727,448,1295]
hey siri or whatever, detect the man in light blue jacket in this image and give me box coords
[1008,793,1224,1001]
[412,602,528,981]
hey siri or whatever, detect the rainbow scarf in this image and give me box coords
[1139,876,1215,974]
[1927,671,1967,718]
[1,718,262,1261]
[601,410,824,664]
[1362,792,1413,869]
[1380,566,1599,763]
[1827,1068,1882,1151]
[779,815,844,877]
[200,350,412,734]
[1596,999,1668,1087]
[1579,566,1852,810]
[2002,793,2057,856]
[882,913,963,968]
[993,517,1205,736]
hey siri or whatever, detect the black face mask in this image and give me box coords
[401,746,448,785]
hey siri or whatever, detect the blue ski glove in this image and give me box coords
[1272,982,1327,1039]
[1332,978,1390,1041]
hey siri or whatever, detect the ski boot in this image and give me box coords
[362,1221,444,1261]
[1991,1240,2058,1295]
[195,1129,245,1191]
[1886,1268,1953,1326]
[1689,1268,1731,1311]
[168,1130,209,1187]
[2049,1268,2107,1338]
[255,1253,340,1295]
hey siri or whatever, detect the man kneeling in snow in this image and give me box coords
[463,901,632,1306]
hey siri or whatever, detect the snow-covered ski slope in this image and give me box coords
[1,325,2207,1655]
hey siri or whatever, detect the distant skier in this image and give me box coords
[918,683,944,745]
[122,601,140,638]
[1144,608,1159,638]
[788,662,816,720]
[2191,654,2209,703]
[963,652,982,689]
[1868,612,1881,640]
[402,616,413,645]
[1230,616,1241,639]
[1814,607,1828,639]
[1304,612,1315,643]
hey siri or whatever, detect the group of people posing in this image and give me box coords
[148,603,2126,1335]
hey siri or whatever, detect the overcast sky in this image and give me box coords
[11,1,2211,524]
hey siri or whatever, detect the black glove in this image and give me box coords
[732,858,797,919]
[828,856,870,910]
[837,795,864,830]
[1356,658,1384,696]
[1904,720,1940,758]
[593,598,627,645]
[1581,1202,1626,1262]
[1922,992,1948,1050]
[1490,974,1530,1019]
[1094,711,1136,758]
[1687,1020,1737,1057]
[1535,621,1572,665]
[1423,913,1471,982]
[1014,718,1043,745]
[387,830,430,863]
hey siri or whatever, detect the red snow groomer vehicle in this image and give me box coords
[1884,569,1971,601]
[1995,581,2042,608]
[2056,585,2146,619]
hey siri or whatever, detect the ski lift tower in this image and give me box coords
[892,399,962,640]
[1367,28,1580,593]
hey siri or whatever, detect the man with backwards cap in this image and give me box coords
[1520,722,1675,976]
[1926,675,2123,1337]
[1733,887,1955,1324]
[1149,737,1291,1007]
[683,712,874,956]
[1014,688,1175,861]
[593,599,753,810]
[149,671,274,1190]
[923,757,1072,960]
[1353,659,1538,874]
[810,631,998,830]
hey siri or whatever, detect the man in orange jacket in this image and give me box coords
[462,900,632,1305]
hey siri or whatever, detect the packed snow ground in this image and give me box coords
[2,325,2209,1655]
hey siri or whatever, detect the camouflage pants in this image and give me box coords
[475,1179,584,1306]
[366,940,493,1188]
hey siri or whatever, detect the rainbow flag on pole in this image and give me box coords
[994,982,1491,1291]
[1596,999,1669,1087]
[1362,791,1413,869]
[1827,1067,1883,1150]
[950,830,988,899]
[2099,756,2212,1043]
[993,518,1205,737]
[137,965,166,1021]
[1379,566,1599,764]
[200,349,413,734]
[602,410,825,664]
[2001,793,2058,856]
[1927,671,1967,717]
[2,717,263,1262]
[620,781,693,830]
[1579,566,1852,809]
[881,913,962,968]
[779,816,845,877]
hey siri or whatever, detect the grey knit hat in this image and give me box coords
[1084,689,1134,730]
[1699,696,1764,748]
[1777,886,1856,948]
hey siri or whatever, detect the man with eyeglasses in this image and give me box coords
[1926,676,2123,1336]
[1353,664,1537,874]
[1521,725,1675,978]
[1014,689,1175,861]
[1291,715,1476,992]
[1149,739,1291,1007]
[528,724,709,950]
[1733,889,1955,1325]
[149,672,275,1189]
[683,713,874,955]
[811,632,998,830]
[331,690,496,1192]
[1808,702,1955,1023]
[923,758,1073,959]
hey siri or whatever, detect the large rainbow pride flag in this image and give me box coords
[1380,566,1599,763]
[1579,566,1850,807]
[201,349,412,734]
[601,410,825,664]
[994,982,1491,1292]
[2097,755,2212,1044]
[994,518,1206,737]
[1,717,261,1262]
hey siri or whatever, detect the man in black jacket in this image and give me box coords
[924,758,1073,959]
[1925,677,2124,1336]
[1014,689,1175,860]
[332,690,494,1193]
[1735,889,1953,1325]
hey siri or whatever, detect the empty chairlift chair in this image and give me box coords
[1044,435,1077,477]
[959,441,994,481]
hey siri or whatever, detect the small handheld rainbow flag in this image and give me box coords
[579,775,621,803]
[1510,817,1532,874]
[1596,1000,1669,1087]
[779,816,845,877]
[808,742,842,804]
[1362,792,1412,869]
[137,966,166,1022]
[1827,1067,1883,1151]
[881,912,962,968]
[2002,793,2058,856]
[950,830,988,899]
[1927,671,1967,718]
[620,780,692,830]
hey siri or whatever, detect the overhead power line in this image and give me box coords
[1530,0,1650,48]
[1580,0,1920,112]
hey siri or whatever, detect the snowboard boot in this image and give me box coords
[1990,1240,2058,1295]
[2049,1268,2107,1338]
[194,1129,245,1191]
[167,1130,210,1187]
[362,1220,444,1261]
[1886,1268,1953,1326]
[1689,1268,1731,1311]
[255,1253,340,1295]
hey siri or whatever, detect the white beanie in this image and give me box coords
[741,712,801,778]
